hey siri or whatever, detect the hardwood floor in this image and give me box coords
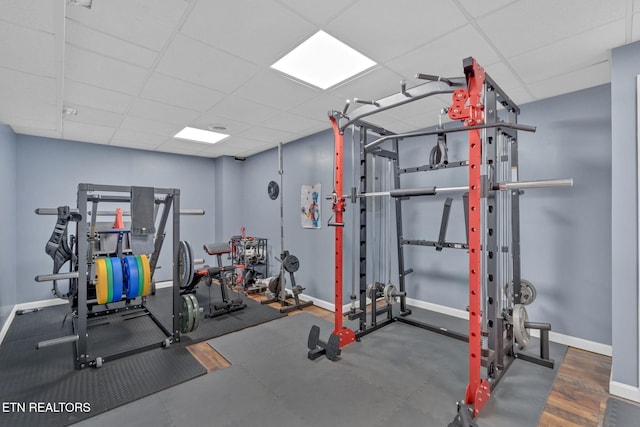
[187,293,616,426]
[538,348,611,427]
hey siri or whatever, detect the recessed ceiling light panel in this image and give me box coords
[174,127,229,144]
[271,31,376,90]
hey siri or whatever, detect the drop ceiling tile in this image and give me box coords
[206,96,280,125]
[384,25,501,81]
[330,66,406,103]
[65,20,158,68]
[262,112,325,134]
[66,0,189,51]
[63,104,123,128]
[157,34,259,94]
[508,20,624,84]
[65,45,148,95]
[128,98,200,126]
[325,0,468,62]
[0,68,56,106]
[140,73,225,112]
[110,128,165,148]
[234,69,320,110]
[504,86,536,107]
[456,0,518,18]
[120,116,182,138]
[633,13,640,41]
[0,102,58,132]
[0,0,55,32]
[0,22,55,77]
[293,93,345,122]
[484,62,522,91]
[181,0,315,65]
[526,61,610,100]
[236,125,296,144]
[64,79,133,114]
[62,121,116,144]
[11,125,60,139]
[276,0,359,26]
[190,114,252,136]
[477,0,626,58]
[155,138,211,155]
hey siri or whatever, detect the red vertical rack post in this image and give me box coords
[329,116,356,348]
[449,57,491,416]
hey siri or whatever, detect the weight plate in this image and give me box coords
[135,255,144,297]
[140,255,152,297]
[124,256,139,299]
[180,294,195,333]
[268,180,279,200]
[178,241,194,289]
[105,255,114,303]
[326,333,340,362]
[283,254,300,273]
[188,293,200,332]
[383,283,398,304]
[520,279,537,306]
[512,304,530,349]
[95,258,109,305]
[110,257,123,302]
[308,325,320,350]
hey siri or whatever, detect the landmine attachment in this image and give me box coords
[307,325,341,362]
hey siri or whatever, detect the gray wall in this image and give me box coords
[611,40,640,387]
[240,131,353,303]
[15,135,216,303]
[388,85,611,344]
[0,125,17,325]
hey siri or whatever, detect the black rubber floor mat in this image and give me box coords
[0,285,285,426]
[604,396,640,427]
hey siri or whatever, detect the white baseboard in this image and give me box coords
[610,380,640,403]
[298,293,334,312]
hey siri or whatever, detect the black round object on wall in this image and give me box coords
[268,180,279,200]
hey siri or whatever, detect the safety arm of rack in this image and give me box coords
[364,122,537,152]
[332,77,466,132]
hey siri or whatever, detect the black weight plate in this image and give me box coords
[326,333,340,362]
[308,325,320,350]
[283,254,300,273]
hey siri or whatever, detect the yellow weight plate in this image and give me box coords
[95,258,109,305]
[140,255,151,297]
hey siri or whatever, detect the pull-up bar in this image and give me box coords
[357,178,573,199]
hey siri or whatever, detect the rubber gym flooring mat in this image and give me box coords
[0,286,285,427]
[71,307,566,427]
[603,396,640,427]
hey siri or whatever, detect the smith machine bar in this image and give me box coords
[306,58,572,423]
[35,183,205,369]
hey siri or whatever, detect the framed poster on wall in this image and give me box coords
[301,184,321,228]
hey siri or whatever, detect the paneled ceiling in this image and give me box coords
[0,0,637,158]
